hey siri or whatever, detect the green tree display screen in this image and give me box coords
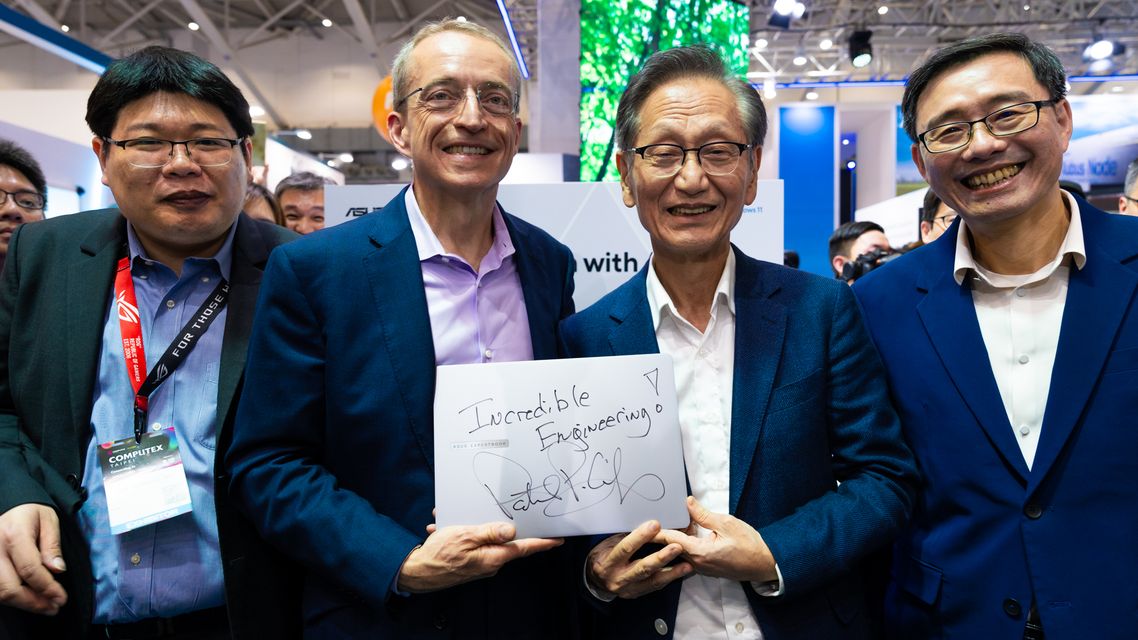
[579,0,748,182]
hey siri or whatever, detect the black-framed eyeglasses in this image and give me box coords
[104,137,244,168]
[934,212,958,230]
[0,188,44,211]
[918,99,1058,154]
[628,141,753,178]
[1124,195,1138,206]
[395,82,518,117]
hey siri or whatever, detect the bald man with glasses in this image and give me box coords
[226,19,577,638]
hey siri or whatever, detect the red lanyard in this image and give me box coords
[113,256,229,442]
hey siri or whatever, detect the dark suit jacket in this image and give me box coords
[559,246,917,640]
[226,188,578,638]
[853,198,1138,640]
[0,208,300,639]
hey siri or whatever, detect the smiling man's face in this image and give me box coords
[93,91,250,263]
[388,31,521,202]
[912,52,1072,230]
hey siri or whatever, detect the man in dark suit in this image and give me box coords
[0,47,297,639]
[226,19,577,638]
[854,33,1138,640]
[559,46,917,640]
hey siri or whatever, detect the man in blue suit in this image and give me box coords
[560,46,917,640]
[226,19,577,638]
[854,33,1138,640]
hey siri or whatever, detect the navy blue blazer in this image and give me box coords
[226,188,577,638]
[560,247,917,640]
[853,198,1138,639]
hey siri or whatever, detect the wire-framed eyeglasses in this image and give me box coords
[628,141,753,178]
[104,137,244,168]
[918,99,1058,154]
[0,188,44,211]
[395,82,518,117]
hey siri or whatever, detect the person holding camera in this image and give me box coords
[828,221,893,283]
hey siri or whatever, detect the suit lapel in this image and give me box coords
[69,214,123,458]
[361,191,437,470]
[916,232,1029,482]
[606,269,660,357]
[503,210,556,360]
[216,216,271,445]
[1029,203,1138,489]
[729,251,786,513]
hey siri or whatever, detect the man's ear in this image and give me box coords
[388,111,412,157]
[831,255,847,278]
[616,151,636,208]
[92,136,110,187]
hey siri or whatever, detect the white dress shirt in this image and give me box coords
[953,191,1087,469]
[645,251,764,640]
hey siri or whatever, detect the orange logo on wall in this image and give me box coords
[372,75,394,143]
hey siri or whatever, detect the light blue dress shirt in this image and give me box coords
[78,223,233,623]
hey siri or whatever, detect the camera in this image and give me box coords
[840,246,906,282]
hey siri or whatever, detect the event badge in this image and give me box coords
[96,427,193,534]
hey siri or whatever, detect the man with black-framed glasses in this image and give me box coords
[918,188,957,245]
[0,139,47,278]
[854,33,1138,640]
[1118,158,1138,216]
[0,47,298,640]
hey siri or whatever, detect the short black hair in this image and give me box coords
[616,45,767,149]
[920,189,943,226]
[86,46,253,140]
[828,220,885,264]
[901,33,1067,143]
[0,139,47,208]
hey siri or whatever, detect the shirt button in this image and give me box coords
[201,276,210,283]
[151,422,162,432]
[735,622,745,633]
[654,618,668,636]
[484,348,493,359]
[1015,289,1027,297]
[138,274,148,280]
[130,553,141,566]
[165,300,175,309]
[1019,425,1031,436]
[1018,354,1029,364]
[441,256,450,263]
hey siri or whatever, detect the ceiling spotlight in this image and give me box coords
[456,16,467,22]
[1085,38,1116,60]
[1023,4,1030,10]
[763,78,777,100]
[793,55,807,66]
[60,24,70,32]
[321,18,333,28]
[805,91,819,101]
[326,159,340,168]
[337,152,354,163]
[820,38,833,50]
[773,0,796,16]
[754,37,768,50]
[188,21,200,31]
[877,5,889,15]
[849,30,873,68]
[1111,85,1124,93]
[296,129,312,140]
[391,157,410,171]
[792,2,806,18]
[249,105,266,118]
[842,138,850,146]
[847,160,857,170]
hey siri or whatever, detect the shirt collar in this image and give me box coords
[646,249,736,332]
[952,189,1087,286]
[404,184,515,265]
[126,219,236,280]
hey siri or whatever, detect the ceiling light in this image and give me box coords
[391,157,410,171]
[1023,4,1030,10]
[792,2,806,18]
[762,78,777,100]
[877,5,888,15]
[754,37,768,50]
[337,152,354,163]
[793,55,807,66]
[1085,39,1115,60]
[249,105,266,118]
[849,30,873,68]
[60,24,70,32]
[773,0,796,16]
[456,16,467,22]
[1111,85,1124,93]
[847,160,857,170]
[842,138,850,146]
[820,38,833,50]
[326,159,340,168]
[296,129,312,140]
[805,91,819,100]
[321,18,333,27]
[188,21,200,31]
